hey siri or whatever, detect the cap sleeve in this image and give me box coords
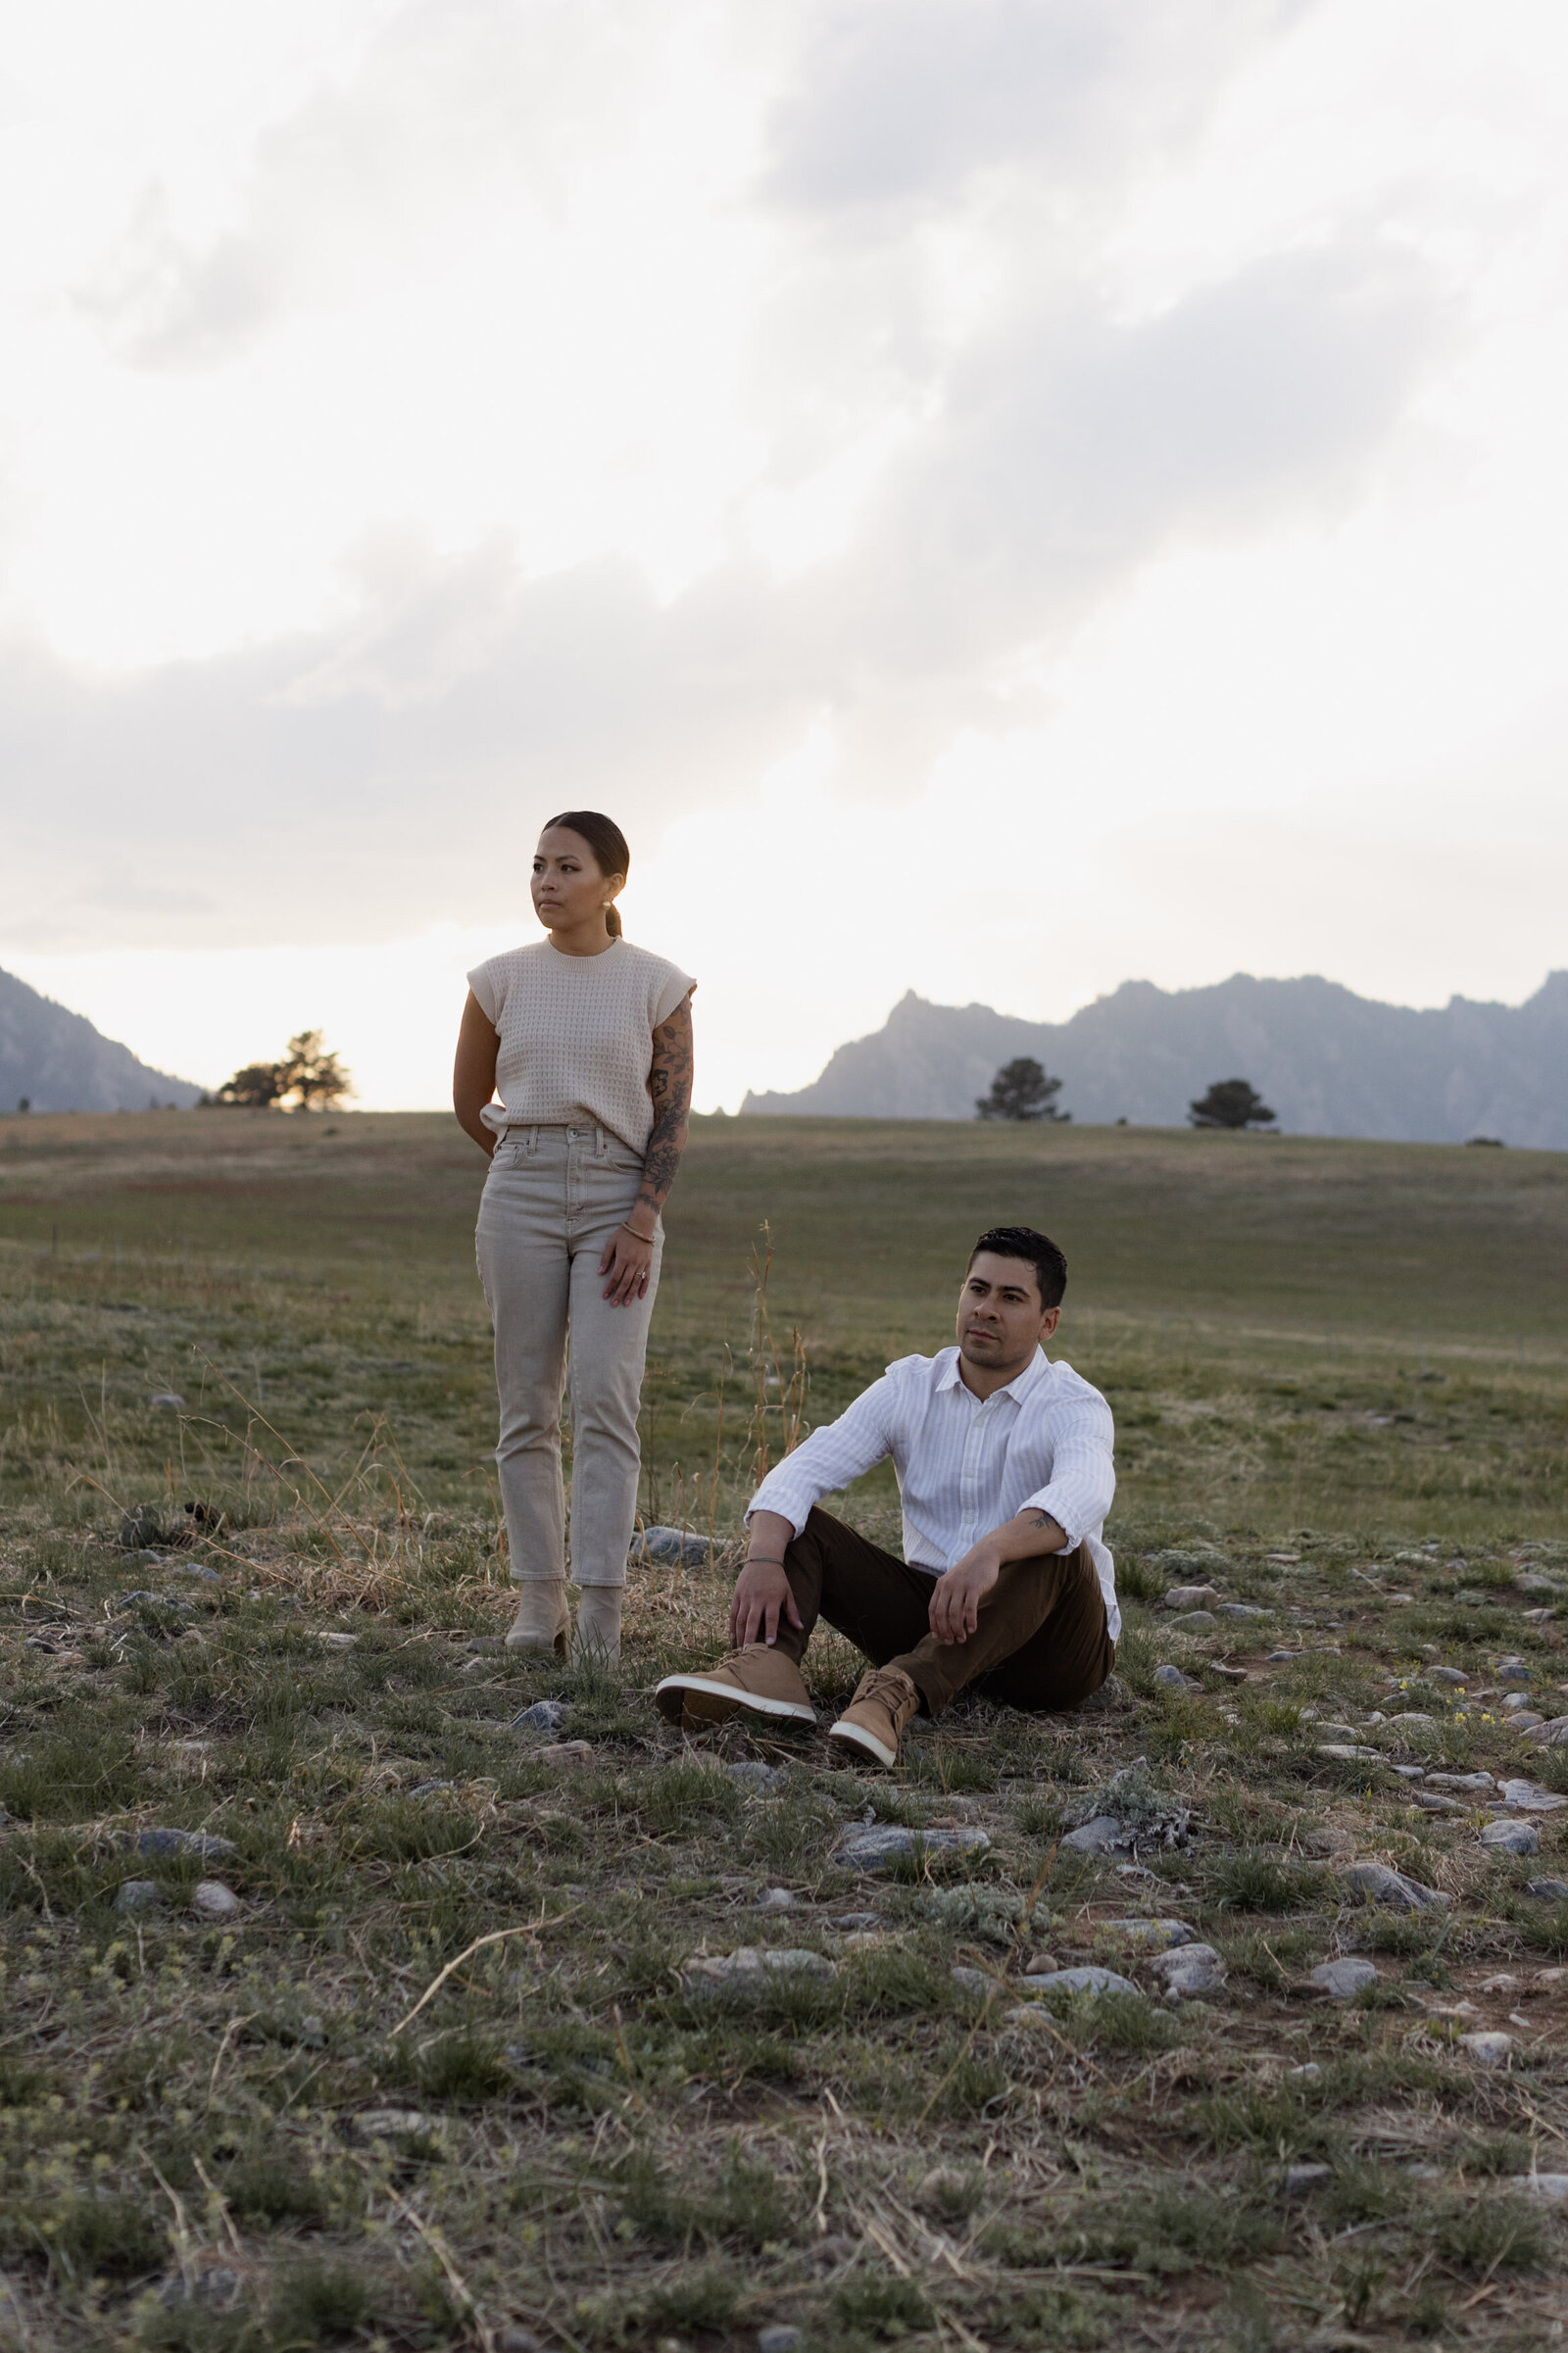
[466,960,502,1027]
[652,965,697,1030]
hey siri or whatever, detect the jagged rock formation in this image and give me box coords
[742,972,1568,1146]
[0,966,202,1113]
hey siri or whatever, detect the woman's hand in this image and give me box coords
[599,1222,654,1306]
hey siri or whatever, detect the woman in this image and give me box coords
[453,812,695,1664]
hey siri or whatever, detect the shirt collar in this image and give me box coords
[936,1345,1051,1402]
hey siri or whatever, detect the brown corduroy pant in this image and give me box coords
[769,1507,1114,1719]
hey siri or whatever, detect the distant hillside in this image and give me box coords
[0,966,202,1113]
[742,972,1568,1147]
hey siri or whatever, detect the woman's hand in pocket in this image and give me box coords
[599,1223,654,1305]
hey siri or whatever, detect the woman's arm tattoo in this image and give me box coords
[636,999,694,1221]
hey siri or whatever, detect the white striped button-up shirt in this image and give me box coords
[749,1346,1119,1642]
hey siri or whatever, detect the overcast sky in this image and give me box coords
[3,0,1566,1109]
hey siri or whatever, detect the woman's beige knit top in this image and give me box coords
[467,939,696,1156]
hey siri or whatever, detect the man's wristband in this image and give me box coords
[745,1556,787,1568]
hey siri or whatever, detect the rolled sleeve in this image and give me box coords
[748,1376,900,1536]
[1020,1393,1116,1548]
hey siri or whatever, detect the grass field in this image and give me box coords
[2,1109,1568,2352]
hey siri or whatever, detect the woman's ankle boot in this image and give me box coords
[506,1580,569,1656]
[572,1585,622,1666]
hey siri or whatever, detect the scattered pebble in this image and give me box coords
[1457,2031,1513,2067]
[406,1780,457,1798]
[1526,1877,1568,1901]
[1019,1965,1141,1998]
[354,2108,438,2137]
[1514,2175,1568,2202]
[1287,2062,1323,2082]
[727,1761,785,1793]
[834,1825,991,1873]
[1428,1667,1468,1688]
[758,2329,804,2353]
[1216,1602,1267,1620]
[1480,1819,1539,1855]
[1153,1664,1197,1692]
[1506,1711,1545,1730]
[1411,1791,1464,1814]
[535,1741,595,1767]
[498,2330,544,2353]
[1307,1957,1378,1998]
[1497,1659,1532,1682]
[150,1394,186,1409]
[1161,1585,1220,1610]
[1340,1862,1446,1913]
[1284,2163,1332,2195]
[191,1880,241,1920]
[1166,1610,1217,1632]
[1315,1743,1386,1765]
[951,1966,992,1993]
[1266,1650,1298,1663]
[318,1631,358,1650]
[115,1880,163,1914]
[755,1887,796,1912]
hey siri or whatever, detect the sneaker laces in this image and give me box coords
[856,1666,916,1715]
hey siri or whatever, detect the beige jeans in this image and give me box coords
[475,1124,661,1590]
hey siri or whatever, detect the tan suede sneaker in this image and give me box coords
[827,1665,920,1769]
[655,1644,816,1729]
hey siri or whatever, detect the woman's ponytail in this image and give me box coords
[546,809,630,938]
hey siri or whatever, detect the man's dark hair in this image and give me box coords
[968,1225,1067,1309]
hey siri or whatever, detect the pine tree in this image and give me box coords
[1188,1078,1276,1130]
[975,1057,1069,1122]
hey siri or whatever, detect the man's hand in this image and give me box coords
[928,1546,1002,1644]
[928,1508,1068,1645]
[729,1512,804,1647]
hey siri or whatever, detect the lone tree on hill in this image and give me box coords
[1189,1077,1276,1130]
[214,1031,353,1112]
[975,1057,1070,1122]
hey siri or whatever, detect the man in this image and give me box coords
[655,1225,1118,1768]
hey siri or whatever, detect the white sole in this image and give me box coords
[654,1673,816,1725]
[827,1717,899,1768]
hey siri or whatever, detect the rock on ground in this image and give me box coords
[1099,1918,1197,1950]
[1150,1943,1226,1998]
[1162,1585,1220,1609]
[1153,1664,1198,1692]
[1019,1965,1141,1998]
[1457,2031,1513,2067]
[727,1761,785,1793]
[1525,1716,1568,1747]
[1308,1957,1378,1998]
[834,1825,990,1873]
[1060,1815,1124,1854]
[682,1947,835,1995]
[1480,1819,1539,1854]
[1285,2164,1332,2195]
[630,1525,713,1565]
[1500,1778,1568,1812]
[1527,1877,1568,1900]
[1514,2175,1568,2201]
[512,1699,571,1732]
[133,1829,237,1861]
[191,1880,241,1919]
[1340,1862,1446,1913]
[115,1880,162,1914]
